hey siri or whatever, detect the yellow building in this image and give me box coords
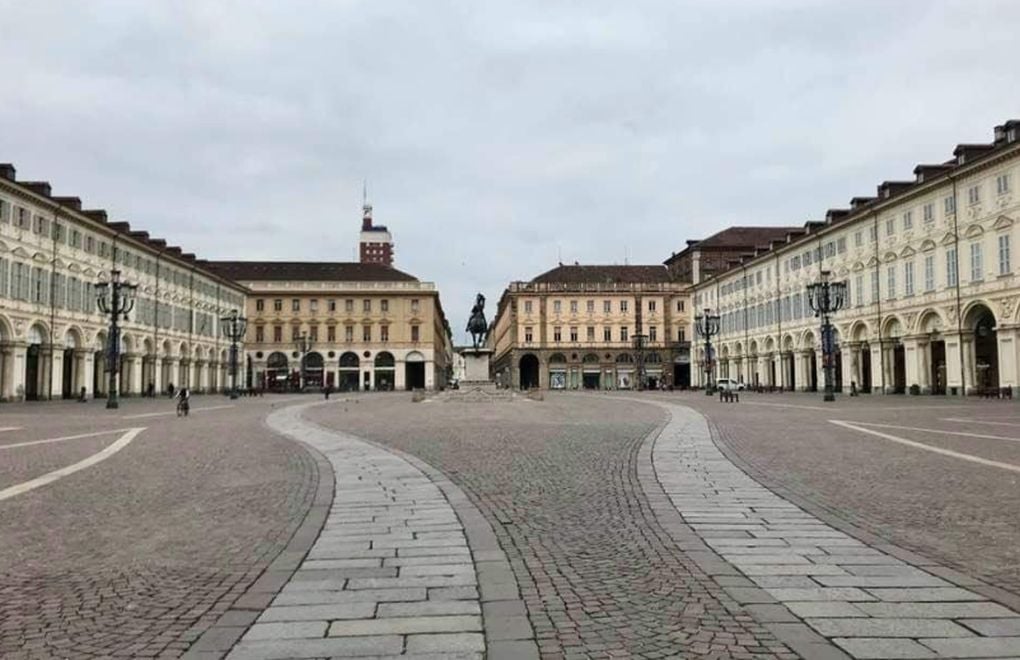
[208,262,453,391]
[491,264,692,389]
[0,163,246,401]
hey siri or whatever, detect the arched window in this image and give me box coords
[267,352,288,369]
[339,352,360,368]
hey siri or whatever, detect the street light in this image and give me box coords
[220,309,247,400]
[694,308,720,395]
[94,269,137,409]
[294,332,313,391]
[807,270,848,402]
[632,331,648,390]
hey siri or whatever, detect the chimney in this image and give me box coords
[53,196,82,210]
[0,164,15,181]
[23,181,52,197]
[83,209,108,223]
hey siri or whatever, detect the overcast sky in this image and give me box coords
[2,1,1019,341]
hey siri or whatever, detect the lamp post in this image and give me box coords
[694,308,720,395]
[94,269,137,410]
[220,310,247,400]
[294,332,313,391]
[807,270,848,402]
[632,332,648,390]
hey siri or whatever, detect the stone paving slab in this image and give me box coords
[221,400,536,659]
[651,401,1020,659]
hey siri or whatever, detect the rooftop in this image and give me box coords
[206,261,419,282]
[530,264,674,285]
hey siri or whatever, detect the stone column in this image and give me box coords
[902,336,922,394]
[795,350,810,392]
[0,343,16,401]
[395,358,406,391]
[49,345,64,400]
[962,337,976,395]
[996,325,1020,397]
[869,343,884,393]
[425,361,435,390]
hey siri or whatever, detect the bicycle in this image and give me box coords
[176,399,190,417]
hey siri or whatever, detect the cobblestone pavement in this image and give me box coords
[672,392,1020,600]
[0,395,318,659]
[307,394,795,659]
[646,397,1020,659]
[221,399,536,660]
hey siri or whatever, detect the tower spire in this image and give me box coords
[361,179,373,230]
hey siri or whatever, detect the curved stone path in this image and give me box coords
[223,400,537,660]
[650,399,1020,659]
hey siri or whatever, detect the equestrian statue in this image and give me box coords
[466,293,489,349]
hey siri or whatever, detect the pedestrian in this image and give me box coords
[147,382,155,398]
[168,383,175,397]
[324,384,332,400]
[78,386,87,403]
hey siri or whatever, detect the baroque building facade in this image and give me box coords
[208,262,453,392]
[490,265,692,390]
[0,164,247,401]
[689,119,1020,396]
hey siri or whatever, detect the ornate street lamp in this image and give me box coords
[294,332,313,391]
[94,269,137,409]
[807,270,848,402]
[220,310,247,400]
[694,308,720,395]
[632,331,648,390]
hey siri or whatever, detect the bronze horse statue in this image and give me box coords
[466,293,488,349]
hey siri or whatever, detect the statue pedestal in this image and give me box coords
[461,347,493,383]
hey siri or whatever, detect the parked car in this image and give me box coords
[715,378,745,392]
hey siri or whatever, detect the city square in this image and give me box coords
[2,391,1020,658]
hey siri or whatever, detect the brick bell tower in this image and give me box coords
[358,186,394,266]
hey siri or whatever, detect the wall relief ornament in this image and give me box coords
[999,296,1017,321]
[945,306,958,323]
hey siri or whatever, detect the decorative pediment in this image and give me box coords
[919,239,937,253]
[866,256,879,267]
[32,252,48,263]
[993,214,1015,231]
[963,223,985,239]
[836,266,850,276]
[899,246,916,258]
[939,232,957,246]
[882,251,898,263]
[11,246,30,258]
[851,261,865,272]
[0,240,8,253]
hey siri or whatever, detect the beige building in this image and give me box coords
[208,262,453,392]
[0,163,247,401]
[491,264,692,389]
[690,118,1020,396]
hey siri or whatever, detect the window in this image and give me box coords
[854,275,864,306]
[970,242,984,281]
[524,326,533,343]
[256,299,265,311]
[345,326,354,342]
[380,325,389,342]
[0,199,6,223]
[825,241,836,258]
[345,299,354,313]
[411,299,420,314]
[570,327,578,342]
[944,194,956,215]
[363,299,371,313]
[871,271,880,302]
[310,299,319,312]
[524,300,533,314]
[603,327,612,342]
[902,211,913,231]
[292,326,300,341]
[904,261,915,296]
[999,235,1011,275]
[924,254,935,292]
[586,300,595,313]
[649,326,657,342]
[553,300,562,313]
[837,237,847,253]
[678,327,686,343]
[587,326,595,341]
[886,266,896,299]
[968,185,981,206]
[620,327,628,341]
[803,250,812,266]
[380,299,389,312]
[923,203,935,225]
[273,325,282,342]
[411,325,420,342]
[947,247,958,287]
[273,298,282,312]
[620,300,628,313]
[886,218,895,236]
[756,271,762,285]
[327,325,336,342]
[648,300,656,312]
[997,173,1010,196]
[554,326,562,342]
[255,326,265,342]
[569,300,578,313]
[363,325,371,342]
[677,300,685,312]
[292,299,300,312]
[309,325,319,341]
[603,300,611,313]
[869,225,877,242]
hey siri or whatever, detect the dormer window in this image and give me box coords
[1008,128,1017,143]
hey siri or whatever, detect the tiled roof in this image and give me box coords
[694,226,802,249]
[206,261,419,282]
[530,264,673,285]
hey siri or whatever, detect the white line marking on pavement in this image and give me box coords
[0,428,139,450]
[122,404,235,419]
[942,417,1020,428]
[0,427,23,433]
[830,420,1020,474]
[0,428,145,502]
[743,402,833,411]
[848,421,1020,443]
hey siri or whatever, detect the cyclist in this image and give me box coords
[175,386,191,417]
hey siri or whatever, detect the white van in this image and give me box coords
[715,378,744,392]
